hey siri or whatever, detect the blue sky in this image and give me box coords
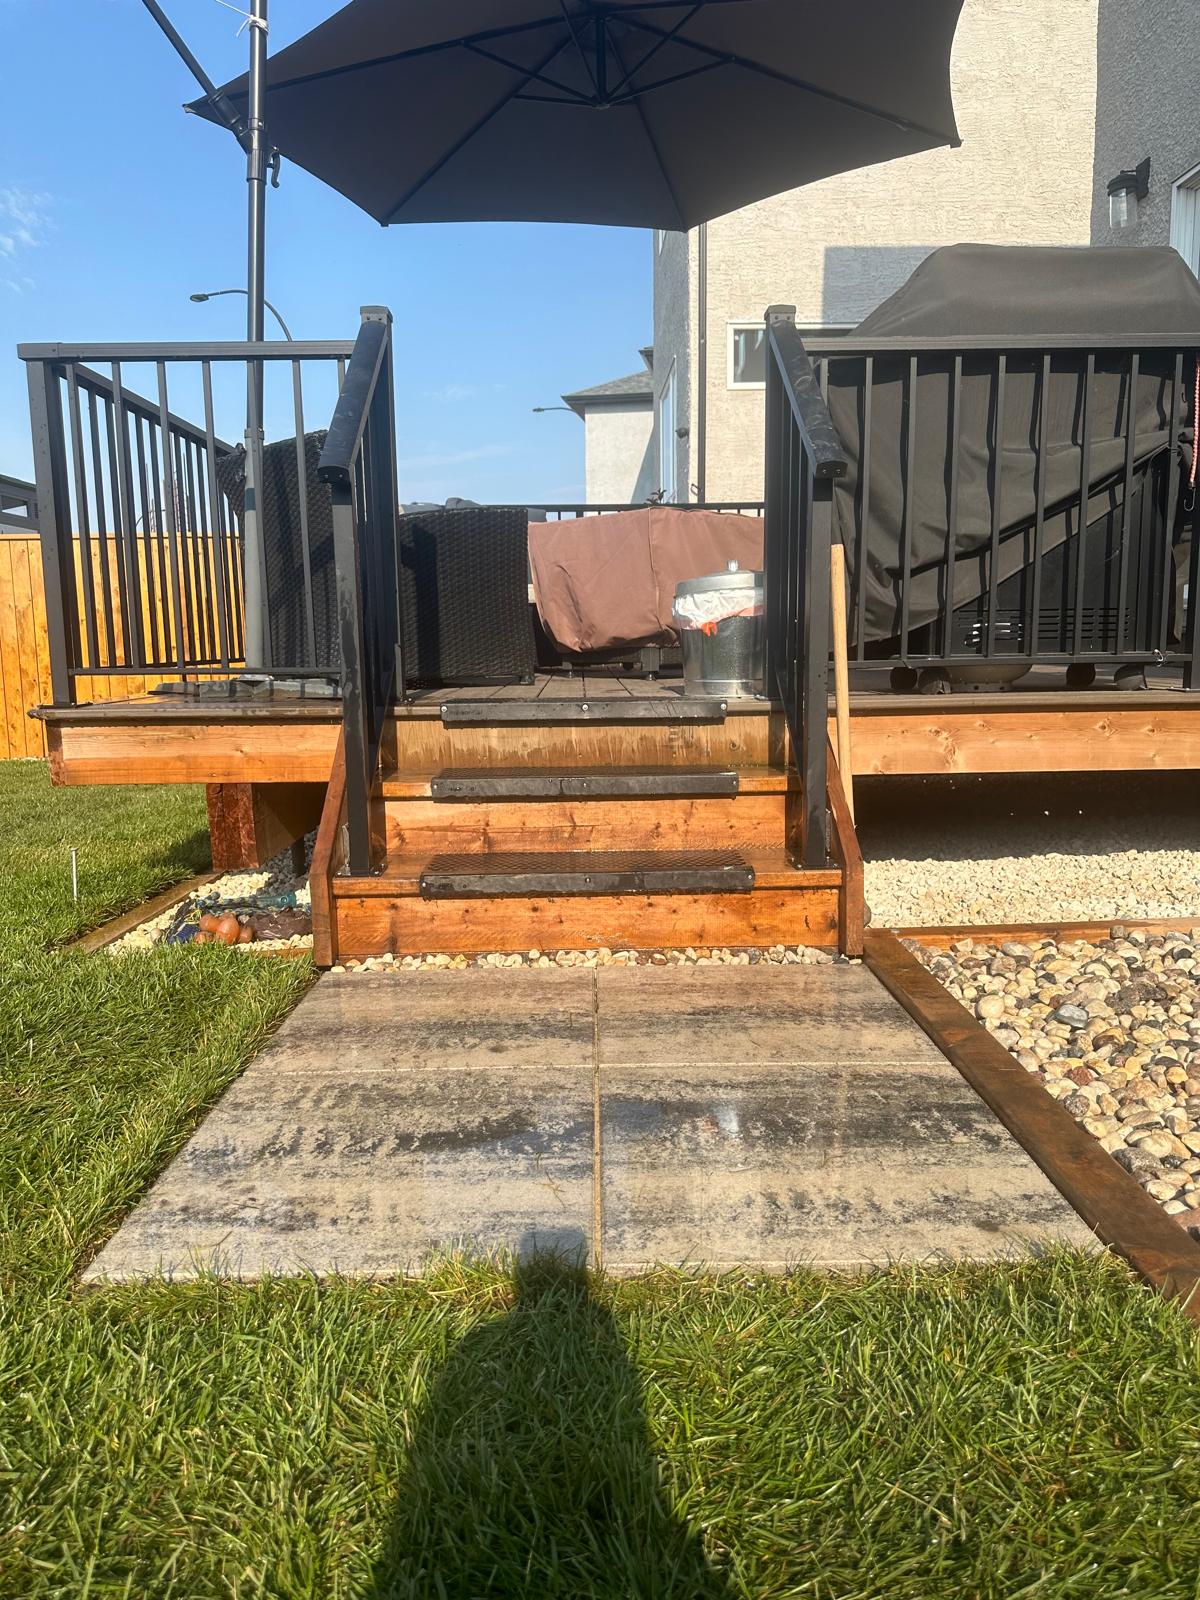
[0,0,652,502]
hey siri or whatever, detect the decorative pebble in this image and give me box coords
[911,928,1200,1223]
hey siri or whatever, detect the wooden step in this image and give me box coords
[440,696,728,727]
[335,851,839,898]
[326,849,840,958]
[427,767,741,801]
[418,849,755,899]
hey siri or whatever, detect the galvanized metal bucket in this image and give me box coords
[673,564,765,700]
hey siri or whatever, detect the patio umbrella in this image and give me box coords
[190,0,964,231]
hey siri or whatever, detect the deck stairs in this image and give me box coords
[312,690,861,965]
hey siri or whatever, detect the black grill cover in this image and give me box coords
[824,245,1200,643]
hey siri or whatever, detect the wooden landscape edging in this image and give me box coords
[862,928,1200,1327]
[69,873,218,954]
[893,917,1200,950]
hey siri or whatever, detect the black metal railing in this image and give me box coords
[804,329,1200,687]
[318,308,402,875]
[20,334,354,701]
[0,473,37,534]
[763,305,849,870]
[498,501,765,520]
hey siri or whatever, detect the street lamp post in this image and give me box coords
[190,288,295,341]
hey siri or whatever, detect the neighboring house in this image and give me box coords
[561,350,655,504]
[1090,0,1200,267]
[651,0,1104,503]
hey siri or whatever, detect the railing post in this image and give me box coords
[1184,487,1200,690]
[801,474,833,867]
[25,358,75,705]
[360,306,404,706]
[330,477,372,873]
[762,305,796,706]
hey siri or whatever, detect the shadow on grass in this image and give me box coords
[370,1231,731,1600]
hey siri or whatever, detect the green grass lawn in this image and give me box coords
[2,759,1199,1598]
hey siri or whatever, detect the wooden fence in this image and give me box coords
[0,531,242,760]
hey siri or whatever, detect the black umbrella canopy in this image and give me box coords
[192,0,963,231]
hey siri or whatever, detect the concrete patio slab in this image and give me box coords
[249,968,596,1074]
[600,1059,1091,1270]
[596,965,943,1067]
[83,965,1095,1284]
[84,1062,593,1281]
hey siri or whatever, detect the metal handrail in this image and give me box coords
[765,309,849,482]
[321,307,401,875]
[317,318,390,489]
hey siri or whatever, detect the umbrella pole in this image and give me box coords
[243,0,270,670]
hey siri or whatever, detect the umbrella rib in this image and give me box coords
[249,16,565,98]
[605,26,687,231]
[607,3,703,98]
[381,35,575,223]
[557,0,599,94]
[464,41,592,103]
[618,14,960,144]
[610,58,727,105]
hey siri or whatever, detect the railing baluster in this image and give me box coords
[155,363,187,675]
[1072,352,1095,660]
[86,389,117,669]
[201,363,232,671]
[65,365,101,673]
[984,354,1008,658]
[109,362,145,672]
[133,415,161,665]
[1027,353,1051,659]
[945,354,962,660]
[900,355,918,653]
[102,390,135,669]
[856,356,872,662]
[1115,352,1139,655]
[1159,353,1184,655]
[291,361,318,667]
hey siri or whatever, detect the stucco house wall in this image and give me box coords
[1090,0,1200,256]
[655,0,1101,503]
[583,404,655,504]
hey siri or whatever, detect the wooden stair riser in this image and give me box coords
[384,792,794,856]
[384,714,784,773]
[330,885,840,959]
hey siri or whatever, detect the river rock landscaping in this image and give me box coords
[911,928,1200,1227]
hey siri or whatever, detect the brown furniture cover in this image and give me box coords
[528,508,764,656]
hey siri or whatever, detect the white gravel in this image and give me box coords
[859,773,1200,928]
[109,841,313,955]
[333,944,842,973]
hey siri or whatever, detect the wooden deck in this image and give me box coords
[32,662,1200,963]
[36,665,1200,787]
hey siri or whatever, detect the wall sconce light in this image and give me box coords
[1107,158,1151,231]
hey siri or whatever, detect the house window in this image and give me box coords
[1171,161,1200,276]
[729,325,766,387]
[728,322,851,388]
[658,363,677,502]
